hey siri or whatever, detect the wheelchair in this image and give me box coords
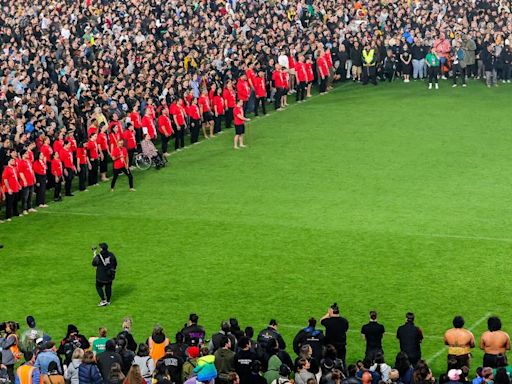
[135,152,167,170]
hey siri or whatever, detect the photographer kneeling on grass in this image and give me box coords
[92,243,117,307]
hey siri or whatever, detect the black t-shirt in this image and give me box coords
[234,349,258,384]
[321,316,349,346]
[361,322,385,350]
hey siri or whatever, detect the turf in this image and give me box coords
[3,80,512,374]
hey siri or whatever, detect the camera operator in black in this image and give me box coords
[92,243,117,307]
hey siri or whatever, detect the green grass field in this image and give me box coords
[3,80,512,374]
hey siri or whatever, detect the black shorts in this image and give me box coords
[203,112,213,122]
[235,124,245,135]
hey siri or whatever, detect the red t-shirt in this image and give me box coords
[254,77,267,98]
[51,158,63,177]
[169,103,186,126]
[236,79,250,101]
[123,130,137,150]
[223,88,236,108]
[158,115,174,136]
[295,62,307,82]
[2,165,20,193]
[97,132,109,151]
[246,68,256,88]
[67,137,77,153]
[87,140,99,160]
[317,56,329,78]
[59,148,75,170]
[41,144,53,162]
[306,62,314,82]
[18,159,35,187]
[111,146,128,169]
[145,104,156,120]
[325,51,334,68]
[281,71,289,90]
[212,96,225,115]
[288,56,296,69]
[198,95,211,113]
[187,104,201,120]
[272,70,284,88]
[53,139,64,154]
[129,112,142,129]
[77,148,88,165]
[109,120,123,133]
[109,132,122,149]
[234,106,245,126]
[141,116,156,139]
[88,125,98,137]
[33,159,47,175]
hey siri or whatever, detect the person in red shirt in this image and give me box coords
[199,89,214,139]
[223,80,237,129]
[295,54,308,103]
[253,71,267,116]
[212,88,225,134]
[236,74,251,113]
[53,132,65,154]
[33,152,48,207]
[87,133,100,186]
[272,64,285,111]
[108,113,123,134]
[157,109,174,156]
[18,150,37,215]
[233,99,251,150]
[97,123,110,182]
[60,141,77,197]
[129,104,143,144]
[186,98,201,144]
[281,69,290,107]
[110,140,135,192]
[325,48,334,90]
[170,98,186,151]
[288,52,297,94]
[109,124,123,153]
[2,157,21,220]
[145,98,156,121]
[305,56,314,97]
[76,142,90,192]
[317,49,329,94]
[51,152,63,202]
[141,110,157,140]
[122,123,138,167]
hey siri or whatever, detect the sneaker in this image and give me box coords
[240,144,247,148]
[129,188,136,192]
[428,83,432,89]
[502,80,506,84]
[29,208,37,213]
[6,218,12,222]
[462,84,467,87]
[234,146,240,150]
[22,210,28,215]
[441,76,447,80]
[435,84,439,89]
[452,84,457,88]
[508,80,511,83]
[97,300,108,307]
[106,302,111,306]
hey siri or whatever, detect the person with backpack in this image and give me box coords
[65,349,84,384]
[147,327,170,363]
[182,347,200,382]
[43,362,65,384]
[293,318,325,364]
[133,344,154,384]
[92,243,118,307]
[15,352,40,384]
[78,351,103,384]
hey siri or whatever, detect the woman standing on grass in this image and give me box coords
[400,46,412,83]
[233,99,250,150]
[51,151,63,202]
[187,98,201,145]
[34,152,48,207]
[425,48,440,89]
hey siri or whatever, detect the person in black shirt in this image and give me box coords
[396,312,423,366]
[293,318,325,363]
[234,337,258,384]
[257,320,286,352]
[181,314,206,346]
[361,311,385,360]
[92,243,117,307]
[320,303,349,367]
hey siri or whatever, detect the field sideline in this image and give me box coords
[3,80,512,374]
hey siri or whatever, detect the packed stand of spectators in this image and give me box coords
[1,0,512,221]
[2,308,512,384]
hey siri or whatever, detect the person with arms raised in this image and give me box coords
[321,304,349,367]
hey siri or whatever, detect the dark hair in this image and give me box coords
[362,358,372,369]
[495,368,510,384]
[394,352,411,376]
[370,311,378,320]
[238,337,250,350]
[137,343,149,357]
[251,360,262,374]
[308,318,317,328]
[245,327,254,339]
[324,344,338,360]
[189,314,199,324]
[488,317,502,332]
[83,350,95,364]
[228,373,239,384]
[453,316,465,328]
[374,352,385,365]
[219,336,230,348]
[331,303,340,314]
[298,358,308,370]
[347,365,357,377]
[175,332,184,343]
[48,361,59,374]
[105,339,117,352]
[406,312,415,322]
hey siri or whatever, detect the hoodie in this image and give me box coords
[264,355,282,384]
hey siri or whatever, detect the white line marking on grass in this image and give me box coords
[276,324,443,339]
[426,312,491,363]
[408,233,512,243]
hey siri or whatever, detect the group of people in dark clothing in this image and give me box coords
[4,308,512,384]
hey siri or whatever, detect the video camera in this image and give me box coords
[0,321,20,332]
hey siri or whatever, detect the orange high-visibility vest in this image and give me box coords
[17,365,37,384]
[10,334,22,361]
[148,337,169,362]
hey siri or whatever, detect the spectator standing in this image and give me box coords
[58,325,90,368]
[42,362,64,384]
[482,44,498,87]
[15,352,40,384]
[110,140,135,192]
[425,49,440,90]
[35,342,62,375]
[97,341,122,384]
[2,157,21,221]
[293,318,325,364]
[210,322,237,354]
[78,351,103,384]
[396,313,423,366]
[233,100,250,150]
[443,316,475,369]
[181,315,206,347]
[117,318,137,353]
[148,327,170,363]
[33,152,48,208]
[123,365,145,384]
[320,304,349,366]
[234,337,258,384]
[361,311,385,361]
[480,317,510,368]
[133,345,155,384]
[65,348,84,384]
[214,337,235,384]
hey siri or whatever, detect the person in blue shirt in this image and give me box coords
[35,341,62,375]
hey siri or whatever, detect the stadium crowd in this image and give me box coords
[1,309,511,384]
[1,0,512,220]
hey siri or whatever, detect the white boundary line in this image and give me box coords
[426,312,491,363]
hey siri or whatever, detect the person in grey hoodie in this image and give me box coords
[65,348,84,384]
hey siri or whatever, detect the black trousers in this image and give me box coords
[225,108,234,128]
[190,119,200,143]
[447,354,470,369]
[88,159,99,185]
[46,163,54,189]
[128,149,135,168]
[78,164,87,191]
[334,344,347,372]
[174,128,185,150]
[296,82,306,101]
[255,97,266,116]
[365,348,383,361]
[483,353,500,368]
[319,77,328,92]
[135,129,143,144]
[362,66,377,85]
[453,65,466,85]
[214,115,223,133]
[6,365,14,383]
[5,192,19,219]
[64,168,74,195]
[111,167,134,189]
[96,281,112,302]
[54,177,62,199]
[161,134,170,154]
[428,67,439,83]
[21,186,34,211]
[36,174,47,205]
[274,88,284,110]
[100,150,108,173]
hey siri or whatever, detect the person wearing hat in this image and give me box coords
[57,325,90,367]
[92,243,118,307]
[182,346,200,382]
[20,316,50,354]
[34,341,62,375]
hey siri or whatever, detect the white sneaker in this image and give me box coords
[462,84,467,87]
[97,301,108,307]
[22,210,28,215]
[435,84,439,89]
[452,84,457,88]
[29,208,37,213]
[441,76,447,80]
[428,83,432,89]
